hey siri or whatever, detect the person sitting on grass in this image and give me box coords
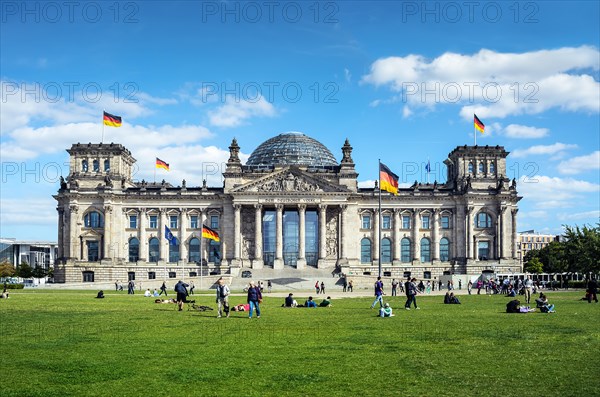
[535,293,555,313]
[379,303,394,317]
[319,296,332,307]
[305,296,317,308]
[144,289,152,297]
[95,290,105,299]
[153,289,160,297]
[444,292,461,304]
[282,293,298,307]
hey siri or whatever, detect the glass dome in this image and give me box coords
[246,132,338,167]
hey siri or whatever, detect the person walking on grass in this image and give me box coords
[587,277,599,303]
[391,279,398,296]
[216,278,230,318]
[174,280,189,312]
[247,281,262,319]
[524,276,534,304]
[370,276,384,309]
[405,278,419,310]
[159,281,167,296]
[189,281,195,295]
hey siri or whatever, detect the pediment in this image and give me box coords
[232,167,347,193]
[80,229,103,238]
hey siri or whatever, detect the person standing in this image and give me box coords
[315,281,320,294]
[438,279,442,292]
[174,280,189,311]
[370,277,384,309]
[467,280,473,295]
[391,279,398,296]
[458,279,462,290]
[115,281,119,291]
[404,278,419,310]
[348,280,353,292]
[189,281,195,295]
[320,281,325,294]
[342,278,348,292]
[216,278,230,318]
[587,277,599,303]
[267,280,272,293]
[524,276,534,304]
[159,281,168,296]
[247,281,262,319]
[127,280,135,295]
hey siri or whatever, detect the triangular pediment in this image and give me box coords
[80,229,103,238]
[232,167,348,193]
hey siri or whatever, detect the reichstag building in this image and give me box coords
[53,132,521,283]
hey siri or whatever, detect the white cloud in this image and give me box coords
[503,124,549,139]
[0,198,56,227]
[208,95,276,128]
[556,210,600,222]
[402,105,413,118]
[558,151,600,175]
[344,68,352,83]
[511,143,578,158]
[518,175,599,209]
[361,46,600,119]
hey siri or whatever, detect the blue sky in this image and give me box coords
[1,1,599,240]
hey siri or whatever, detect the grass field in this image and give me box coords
[0,289,598,397]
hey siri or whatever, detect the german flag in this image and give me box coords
[103,111,122,127]
[202,225,220,242]
[380,162,399,195]
[156,158,169,171]
[474,114,485,134]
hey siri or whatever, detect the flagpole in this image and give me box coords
[154,159,156,184]
[474,119,477,146]
[101,110,105,143]
[426,157,430,184]
[199,230,203,291]
[378,159,382,278]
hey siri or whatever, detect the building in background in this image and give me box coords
[517,230,559,269]
[0,238,57,269]
[53,133,521,283]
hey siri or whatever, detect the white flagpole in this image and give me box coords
[199,230,203,291]
[101,110,105,143]
[378,159,382,278]
[474,116,477,146]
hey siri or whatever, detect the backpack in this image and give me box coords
[506,300,520,313]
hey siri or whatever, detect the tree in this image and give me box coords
[525,257,544,274]
[32,266,47,280]
[17,262,33,279]
[0,261,16,278]
[563,224,600,274]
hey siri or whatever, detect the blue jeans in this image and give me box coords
[405,295,418,308]
[249,300,261,318]
[371,294,383,308]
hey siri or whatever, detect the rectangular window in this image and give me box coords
[127,272,135,281]
[211,215,219,229]
[190,215,198,229]
[170,215,178,229]
[168,271,176,279]
[362,215,371,229]
[129,215,138,229]
[402,215,411,229]
[441,216,450,229]
[149,215,158,229]
[382,215,391,229]
[148,272,156,280]
[82,271,94,282]
[478,241,490,260]
[422,215,430,229]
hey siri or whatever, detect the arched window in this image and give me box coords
[478,162,485,174]
[93,159,100,172]
[401,238,411,262]
[149,238,159,262]
[360,238,372,263]
[475,212,493,228]
[489,161,495,175]
[468,162,474,174]
[82,159,88,172]
[209,240,221,264]
[104,159,110,172]
[440,238,450,261]
[188,238,200,263]
[128,238,139,262]
[169,238,180,263]
[420,238,431,262]
[381,238,392,263]
[84,211,104,228]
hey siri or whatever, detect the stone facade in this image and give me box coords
[53,137,521,283]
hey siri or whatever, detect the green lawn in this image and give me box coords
[1,290,598,397]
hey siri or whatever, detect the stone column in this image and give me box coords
[297,204,306,269]
[253,204,263,269]
[103,205,112,260]
[138,208,147,261]
[340,205,348,259]
[179,209,187,263]
[373,209,380,263]
[233,204,241,260]
[412,209,420,262]
[432,209,439,261]
[160,209,168,261]
[466,206,474,259]
[511,209,518,260]
[69,205,80,260]
[318,204,327,260]
[274,204,284,269]
[57,208,64,259]
[393,209,400,262]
